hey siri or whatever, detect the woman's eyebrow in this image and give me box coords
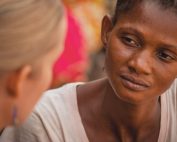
[159,43,177,51]
[118,27,144,38]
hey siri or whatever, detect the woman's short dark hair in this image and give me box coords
[113,0,177,24]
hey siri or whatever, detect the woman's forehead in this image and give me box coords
[113,1,177,46]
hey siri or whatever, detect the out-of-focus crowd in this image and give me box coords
[51,0,116,88]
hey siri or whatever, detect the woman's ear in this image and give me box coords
[6,65,32,98]
[101,15,113,47]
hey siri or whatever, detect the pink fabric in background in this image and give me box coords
[53,8,88,85]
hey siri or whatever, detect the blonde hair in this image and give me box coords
[0,0,64,71]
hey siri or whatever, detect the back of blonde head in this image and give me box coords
[0,0,63,71]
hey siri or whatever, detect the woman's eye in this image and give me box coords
[121,36,141,48]
[157,50,175,62]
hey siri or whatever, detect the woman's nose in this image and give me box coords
[127,50,152,75]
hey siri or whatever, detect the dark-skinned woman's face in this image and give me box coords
[102,1,177,104]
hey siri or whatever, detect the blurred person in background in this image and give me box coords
[51,5,88,88]
[51,0,109,88]
[64,0,106,53]
[0,0,66,136]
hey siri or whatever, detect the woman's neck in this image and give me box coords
[102,80,161,138]
[77,78,161,141]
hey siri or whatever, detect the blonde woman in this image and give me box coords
[0,0,66,134]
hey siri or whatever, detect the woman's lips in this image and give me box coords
[120,75,151,91]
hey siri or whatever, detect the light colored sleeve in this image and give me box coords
[174,79,177,102]
[1,91,65,142]
[168,79,177,108]
[0,111,51,142]
[174,79,177,94]
[14,93,65,142]
[164,79,177,120]
[15,111,51,142]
